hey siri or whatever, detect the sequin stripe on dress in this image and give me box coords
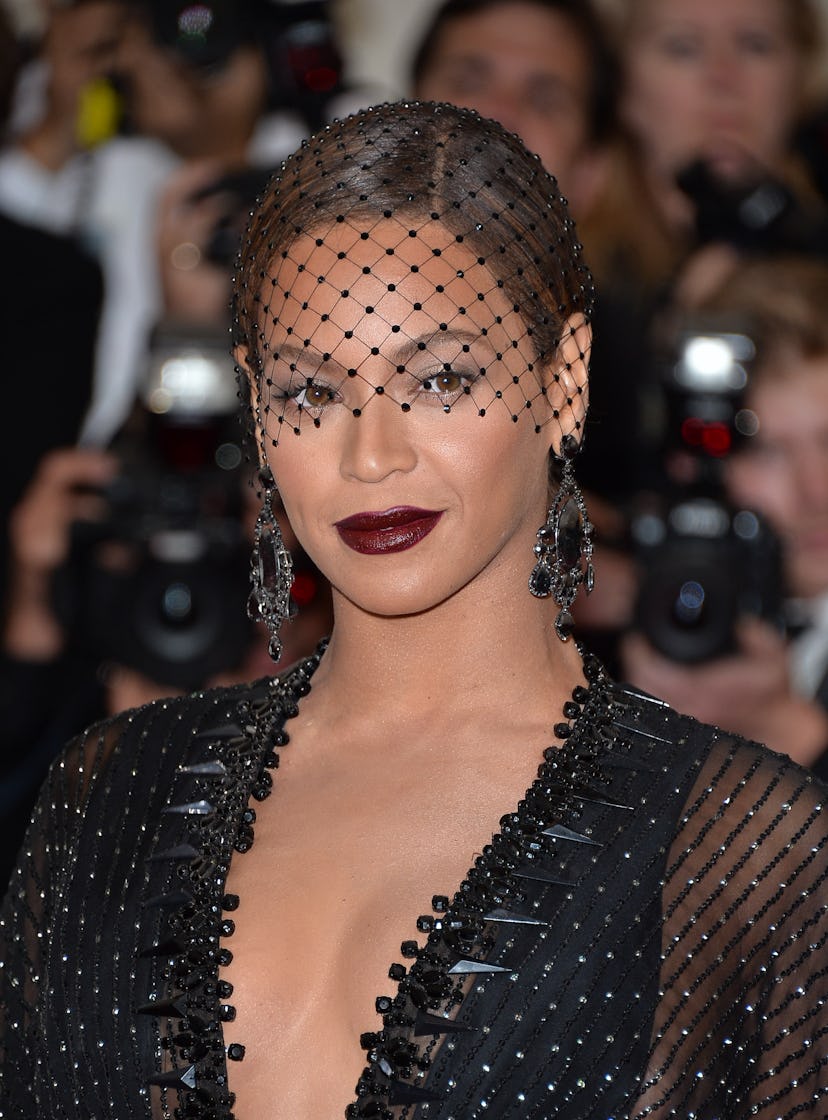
[344,652,637,1119]
[136,648,325,1119]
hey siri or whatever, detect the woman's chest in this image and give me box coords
[217,775,513,1119]
[212,767,674,1120]
[134,673,698,1119]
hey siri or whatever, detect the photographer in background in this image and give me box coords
[570,0,828,672]
[410,0,617,222]
[0,0,347,448]
[0,396,332,892]
[579,0,828,505]
[0,2,339,887]
[592,0,828,296]
[622,256,828,778]
[0,6,104,592]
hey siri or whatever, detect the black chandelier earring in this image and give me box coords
[248,467,295,663]
[529,433,595,641]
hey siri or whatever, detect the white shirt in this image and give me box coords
[0,113,307,446]
[788,593,828,700]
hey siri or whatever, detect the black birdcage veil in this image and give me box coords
[233,100,594,464]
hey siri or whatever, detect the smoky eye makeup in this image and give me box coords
[403,365,482,410]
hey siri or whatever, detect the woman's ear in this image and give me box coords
[547,312,591,455]
[234,343,255,383]
[235,343,267,469]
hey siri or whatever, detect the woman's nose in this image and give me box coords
[705,40,746,97]
[338,392,418,483]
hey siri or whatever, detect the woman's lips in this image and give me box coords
[334,506,443,554]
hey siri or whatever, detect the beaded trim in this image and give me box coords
[346,649,627,1117]
[139,642,635,1117]
[139,642,326,1118]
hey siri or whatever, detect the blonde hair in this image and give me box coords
[610,0,825,108]
[580,0,827,291]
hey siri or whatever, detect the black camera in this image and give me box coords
[189,166,275,268]
[630,321,784,664]
[677,157,828,259]
[54,323,254,690]
[140,0,343,128]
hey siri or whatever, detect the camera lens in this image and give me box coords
[160,581,194,625]
[634,536,740,663]
[673,580,706,626]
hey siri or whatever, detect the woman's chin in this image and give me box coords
[330,571,471,621]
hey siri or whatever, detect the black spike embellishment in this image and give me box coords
[413,1011,479,1037]
[162,800,214,817]
[482,907,549,925]
[148,843,200,863]
[147,1065,197,1090]
[447,958,513,975]
[542,823,602,846]
[388,1079,443,1105]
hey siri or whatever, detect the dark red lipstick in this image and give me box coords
[334,506,442,554]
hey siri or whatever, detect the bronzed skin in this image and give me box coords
[220,218,590,1118]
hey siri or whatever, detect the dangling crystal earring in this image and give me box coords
[248,468,294,662]
[529,433,595,641]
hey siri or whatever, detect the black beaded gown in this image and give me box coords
[1,644,827,1118]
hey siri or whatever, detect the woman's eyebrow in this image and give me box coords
[268,341,345,373]
[392,328,491,366]
[269,329,491,373]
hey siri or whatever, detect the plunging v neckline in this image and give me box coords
[142,640,632,1118]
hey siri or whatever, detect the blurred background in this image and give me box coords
[338,0,828,102]
[4,0,828,115]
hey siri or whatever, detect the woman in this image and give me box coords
[589,0,826,290]
[1,102,826,1119]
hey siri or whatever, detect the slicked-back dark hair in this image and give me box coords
[234,99,594,373]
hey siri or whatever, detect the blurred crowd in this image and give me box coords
[3,0,828,885]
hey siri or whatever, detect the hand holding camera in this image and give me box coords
[52,322,253,690]
[621,617,828,767]
[629,321,785,664]
[3,447,117,661]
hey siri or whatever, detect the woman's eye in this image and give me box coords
[421,370,466,395]
[269,377,338,418]
[656,33,701,60]
[736,31,777,57]
[413,367,480,409]
[296,382,335,408]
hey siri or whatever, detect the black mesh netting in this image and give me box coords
[233,100,593,458]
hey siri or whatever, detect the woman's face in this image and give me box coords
[725,356,828,600]
[250,217,588,618]
[621,0,802,184]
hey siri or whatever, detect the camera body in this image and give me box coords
[55,324,254,689]
[141,0,343,127]
[677,157,828,259]
[189,166,275,268]
[631,321,784,663]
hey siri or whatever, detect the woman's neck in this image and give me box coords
[305,578,587,732]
